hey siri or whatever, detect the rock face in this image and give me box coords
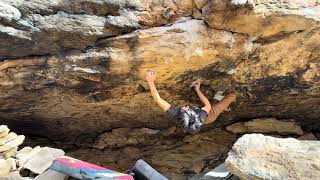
[0,0,319,179]
[226,118,304,135]
[203,0,320,37]
[0,0,319,141]
[0,0,194,58]
[225,134,320,180]
[93,128,160,149]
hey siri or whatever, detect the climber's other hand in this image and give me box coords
[191,78,201,90]
[146,70,156,82]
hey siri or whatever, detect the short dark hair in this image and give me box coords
[177,106,203,134]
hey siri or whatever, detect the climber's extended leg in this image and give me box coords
[204,93,236,124]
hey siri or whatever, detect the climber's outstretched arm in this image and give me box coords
[193,79,211,114]
[146,70,171,111]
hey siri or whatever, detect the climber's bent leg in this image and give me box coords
[204,94,236,124]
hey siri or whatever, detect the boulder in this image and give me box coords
[225,134,320,180]
[16,146,41,167]
[298,133,318,140]
[0,125,9,132]
[0,126,24,155]
[0,126,10,138]
[21,147,65,174]
[0,158,16,176]
[0,147,18,159]
[0,135,24,152]
[35,169,68,180]
[226,118,304,135]
[0,132,18,145]
[0,171,32,180]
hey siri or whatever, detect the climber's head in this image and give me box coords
[176,106,203,133]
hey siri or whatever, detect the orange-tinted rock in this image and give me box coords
[203,0,320,37]
[226,118,303,135]
[0,1,319,179]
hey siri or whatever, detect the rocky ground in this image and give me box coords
[23,128,238,179]
[20,118,319,179]
[1,125,319,179]
[0,0,319,179]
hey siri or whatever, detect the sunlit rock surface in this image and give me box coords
[0,0,194,58]
[0,0,319,179]
[225,134,320,180]
[226,118,304,135]
[0,125,24,159]
[203,0,320,37]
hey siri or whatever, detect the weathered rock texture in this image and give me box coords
[0,0,319,179]
[226,118,304,135]
[298,133,318,140]
[0,0,195,58]
[225,134,320,180]
[203,0,320,36]
[68,128,237,179]
[0,125,24,159]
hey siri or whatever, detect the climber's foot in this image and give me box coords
[224,92,236,111]
[226,93,236,102]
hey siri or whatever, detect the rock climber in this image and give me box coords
[145,70,236,134]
